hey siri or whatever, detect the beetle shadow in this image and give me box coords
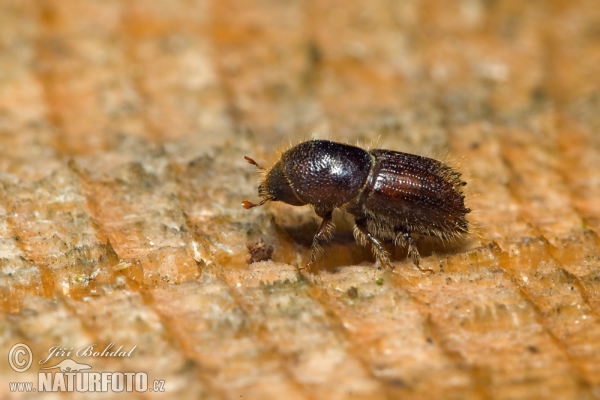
[276,219,377,272]
[413,234,469,257]
[277,219,469,272]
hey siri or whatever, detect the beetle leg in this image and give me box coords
[305,211,335,268]
[354,218,393,269]
[398,231,433,273]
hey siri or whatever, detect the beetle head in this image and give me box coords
[242,157,306,209]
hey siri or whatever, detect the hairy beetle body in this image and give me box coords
[243,140,470,271]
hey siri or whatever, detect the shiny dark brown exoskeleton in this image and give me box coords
[242,140,470,271]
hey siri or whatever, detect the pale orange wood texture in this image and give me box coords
[1,1,599,399]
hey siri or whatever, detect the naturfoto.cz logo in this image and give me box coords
[7,343,166,393]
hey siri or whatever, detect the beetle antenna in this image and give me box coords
[241,197,272,209]
[244,156,264,170]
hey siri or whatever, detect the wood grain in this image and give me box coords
[1,1,599,399]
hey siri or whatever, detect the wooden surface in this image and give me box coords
[1,1,600,399]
